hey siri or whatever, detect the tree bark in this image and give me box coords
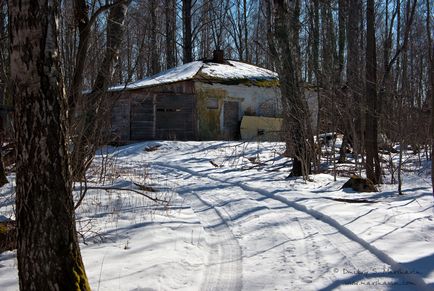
[427,0,434,196]
[0,0,7,187]
[243,0,249,61]
[69,0,91,114]
[165,0,177,69]
[8,0,90,289]
[346,0,362,162]
[182,0,193,63]
[338,0,346,77]
[268,0,313,178]
[149,0,160,75]
[365,0,381,184]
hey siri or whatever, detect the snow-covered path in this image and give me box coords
[155,159,431,291]
[1,141,433,290]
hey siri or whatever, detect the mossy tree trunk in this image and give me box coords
[9,0,90,290]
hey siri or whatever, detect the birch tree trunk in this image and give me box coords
[9,0,90,289]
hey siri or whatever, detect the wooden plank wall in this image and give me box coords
[111,81,197,142]
[111,98,130,141]
[156,94,196,140]
[130,95,154,140]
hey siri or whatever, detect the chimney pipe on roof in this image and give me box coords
[213,49,224,63]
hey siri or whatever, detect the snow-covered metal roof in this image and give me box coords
[110,60,278,91]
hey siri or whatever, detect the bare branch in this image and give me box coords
[75,186,169,204]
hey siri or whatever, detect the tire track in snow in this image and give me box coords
[187,191,243,291]
[154,162,431,290]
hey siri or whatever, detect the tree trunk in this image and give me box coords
[243,0,249,61]
[268,0,313,178]
[8,0,90,289]
[69,0,126,118]
[345,0,363,169]
[199,0,211,59]
[365,0,381,184]
[149,0,160,75]
[69,0,91,114]
[338,0,346,77]
[0,1,7,187]
[182,0,193,63]
[427,0,434,196]
[165,0,177,69]
[0,0,7,86]
[71,0,128,180]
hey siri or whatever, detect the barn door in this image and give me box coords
[223,101,239,139]
[130,97,154,140]
[155,94,196,140]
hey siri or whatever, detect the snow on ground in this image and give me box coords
[1,141,433,290]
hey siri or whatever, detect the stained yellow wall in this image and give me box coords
[240,115,283,141]
[195,81,282,140]
[196,88,225,140]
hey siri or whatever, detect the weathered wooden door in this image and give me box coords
[155,94,196,140]
[223,101,240,139]
[130,96,155,140]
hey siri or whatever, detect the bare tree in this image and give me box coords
[8,0,90,289]
[209,0,231,51]
[0,0,9,186]
[149,0,160,75]
[427,0,434,196]
[182,0,193,63]
[268,0,313,178]
[71,0,129,180]
[365,0,381,184]
[69,0,124,115]
[165,0,177,69]
[228,0,251,61]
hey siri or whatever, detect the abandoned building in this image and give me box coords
[109,51,318,142]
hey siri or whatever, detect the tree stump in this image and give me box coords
[342,176,378,192]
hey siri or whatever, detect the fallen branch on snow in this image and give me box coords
[75,185,168,204]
